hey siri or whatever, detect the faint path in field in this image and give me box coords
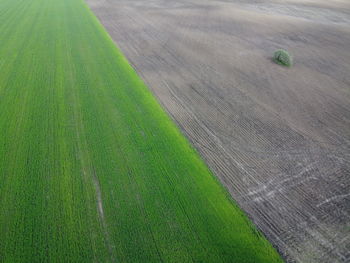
[91,170,117,263]
[77,126,117,263]
[69,64,117,262]
[92,174,105,222]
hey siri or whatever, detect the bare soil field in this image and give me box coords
[86,0,350,262]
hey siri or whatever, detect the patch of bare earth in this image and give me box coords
[86,0,350,262]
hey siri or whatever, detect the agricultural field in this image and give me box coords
[86,0,350,262]
[0,0,283,262]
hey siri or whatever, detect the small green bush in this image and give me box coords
[273,49,293,67]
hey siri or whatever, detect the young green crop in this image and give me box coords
[0,0,283,262]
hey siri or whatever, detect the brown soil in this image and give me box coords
[86,0,350,262]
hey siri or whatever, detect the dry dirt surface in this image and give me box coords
[86,0,350,262]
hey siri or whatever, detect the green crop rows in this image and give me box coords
[0,0,283,262]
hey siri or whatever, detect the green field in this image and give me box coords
[0,0,283,262]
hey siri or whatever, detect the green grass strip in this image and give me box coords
[0,0,283,262]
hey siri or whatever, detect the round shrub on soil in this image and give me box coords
[273,49,293,67]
